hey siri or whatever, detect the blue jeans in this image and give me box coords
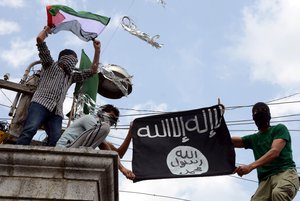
[16,102,62,146]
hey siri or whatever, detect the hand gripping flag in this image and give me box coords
[47,5,110,42]
[132,105,236,182]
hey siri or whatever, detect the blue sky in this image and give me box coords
[1,0,300,200]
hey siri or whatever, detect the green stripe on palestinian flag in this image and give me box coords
[47,5,110,42]
[74,49,99,114]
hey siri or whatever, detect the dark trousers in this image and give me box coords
[16,102,62,146]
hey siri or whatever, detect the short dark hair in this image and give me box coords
[58,49,77,60]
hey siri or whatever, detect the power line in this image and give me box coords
[114,117,300,127]
[0,117,11,120]
[107,135,126,141]
[224,100,300,110]
[4,111,300,126]
[0,103,10,108]
[229,129,300,132]
[121,112,165,117]
[227,113,300,123]
[102,0,136,53]
[227,119,300,126]
[266,92,300,103]
[119,190,191,201]
[3,94,300,119]
[117,100,300,117]
[230,175,257,183]
[0,89,12,104]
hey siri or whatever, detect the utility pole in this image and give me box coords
[0,79,35,94]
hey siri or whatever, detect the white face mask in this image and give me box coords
[97,111,118,126]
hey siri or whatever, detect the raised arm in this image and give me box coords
[72,39,100,83]
[91,39,101,74]
[36,26,51,44]
[36,26,53,69]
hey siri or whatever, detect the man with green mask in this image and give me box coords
[231,102,299,201]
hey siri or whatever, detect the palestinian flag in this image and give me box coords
[47,5,110,42]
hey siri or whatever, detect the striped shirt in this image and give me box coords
[31,42,94,118]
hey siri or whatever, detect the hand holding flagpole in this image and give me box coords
[91,39,101,74]
[37,25,51,43]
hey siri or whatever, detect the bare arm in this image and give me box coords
[72,39,101,83]
[99,126,132,158]
[100,141,135,180]
[231,136,244,148]
[235,139,286,177]
[118,161,135,181]
[116,126,132,158]
[36,26,51,44]
[90,39,101,74]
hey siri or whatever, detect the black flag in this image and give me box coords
[132,105,235,182]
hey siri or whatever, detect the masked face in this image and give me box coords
[253,109,271,130]
[97,111,118,127]
[58,55,78,74]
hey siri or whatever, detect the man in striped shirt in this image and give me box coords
[16,26,100,146]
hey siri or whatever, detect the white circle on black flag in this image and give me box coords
[166,146,209,175]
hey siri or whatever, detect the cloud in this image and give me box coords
[42,0,75,6]
[133,101,167,112]
[268,93,300,117]
[0,20,20,35]
[105,13,124,31]
[0,38,36,69]
[62,35,87,48]
[41,0,88,11]
[0,0,24,7]
[119,176,250,201]
[231,0,300,88]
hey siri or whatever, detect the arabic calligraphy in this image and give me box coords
[137,106,223,141]
[167,146,208,175]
